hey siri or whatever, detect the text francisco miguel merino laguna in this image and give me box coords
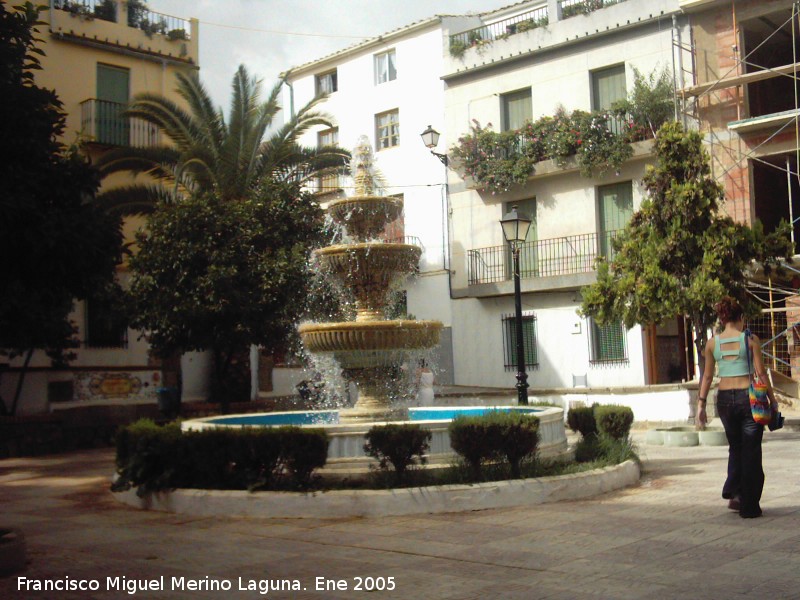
[17,575,320,595]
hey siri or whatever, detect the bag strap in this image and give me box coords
[744,328,753,379]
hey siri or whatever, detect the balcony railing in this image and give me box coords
[559,0,626,20]
[467,230,621,285]
[54,0,118,23]
[449,5,549,56]
[129,5,192,40]
[80,99,160,148]
[315,174,346,195]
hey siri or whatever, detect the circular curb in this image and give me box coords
[112,460,640,519]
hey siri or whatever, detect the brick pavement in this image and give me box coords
[1,428,800,599]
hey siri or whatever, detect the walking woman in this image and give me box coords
[697,296,778,518]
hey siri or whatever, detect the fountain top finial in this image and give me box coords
[351,135,385,197]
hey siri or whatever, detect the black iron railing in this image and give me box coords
[80,99,160,147]
[450,5,549,54]
[128,3,191,40]
[467,230,620,285]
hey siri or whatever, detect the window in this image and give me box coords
[375,109,400,149]
[315,70,338,95]
[374,50,397,84]
[502,312,538,370]
[96,63,130,145]
[589,319,627,363]
[317,127,340,193]
[597,181,632,258]
[591,64,627,111]
[501,88,532,131]
[85,297,128,348]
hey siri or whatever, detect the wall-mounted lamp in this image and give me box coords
[420,125,449,166]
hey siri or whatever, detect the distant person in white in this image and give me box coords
[415,360,435,407]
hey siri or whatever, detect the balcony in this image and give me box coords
[467,230,620,287]
[559,0,626,20]
[80,99,160,147]
[449,5,549,58]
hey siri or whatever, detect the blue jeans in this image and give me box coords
[716,388,764,516]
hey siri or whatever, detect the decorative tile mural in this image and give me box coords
[74,371,161,402]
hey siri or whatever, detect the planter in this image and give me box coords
[659,427,699,447]
[698,427,727,446]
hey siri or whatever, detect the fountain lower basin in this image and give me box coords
[182,406,569,464]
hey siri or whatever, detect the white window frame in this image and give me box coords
[374,49,397,85]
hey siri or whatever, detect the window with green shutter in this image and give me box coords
[96,64,130,145]
[589,318,627,363]
[502,312,538,370]
[597,181,632,258]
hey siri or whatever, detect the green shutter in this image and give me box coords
[591,320,626,362]
[598,182,632,257]
[96,64,129,145]
[503,314,538,369]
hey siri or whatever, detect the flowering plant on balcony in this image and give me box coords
[451,108,634,194]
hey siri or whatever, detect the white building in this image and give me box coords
[286,0,693,393]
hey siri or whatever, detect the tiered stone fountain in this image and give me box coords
[299,140,442,422]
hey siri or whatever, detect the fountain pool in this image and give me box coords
[182,405,569,464]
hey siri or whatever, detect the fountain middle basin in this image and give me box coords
[182,405,569,464]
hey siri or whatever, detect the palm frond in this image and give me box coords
[95,184,180,217]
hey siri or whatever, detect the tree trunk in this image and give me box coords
[10,349,34,416]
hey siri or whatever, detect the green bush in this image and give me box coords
[573,434,602,463]
[278,427,329,489]
[112,419,182,497]
[594,405,634,440]
[449,415,499,479]
[567,405,597,438]
[449,412,539,480]
[112,420,328,494]
[364,424,431,484]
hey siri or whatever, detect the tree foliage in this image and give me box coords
[581,121,792,371]
[0,3,122,414]
[95,65,348,213]
[128,182,323,406]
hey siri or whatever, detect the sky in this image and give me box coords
[146,0,516,111]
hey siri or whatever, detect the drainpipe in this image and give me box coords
[282,72,296,119]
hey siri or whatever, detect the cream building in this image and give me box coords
[1,0,199,413]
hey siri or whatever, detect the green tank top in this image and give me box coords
[713,331,751,377]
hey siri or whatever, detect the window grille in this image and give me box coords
[589,318,627,364]
[502,312,538,370]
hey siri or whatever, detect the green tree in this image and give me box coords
[128,182,323,410]
[581,121,792,375]
[96,65,347,214]
[0,3,122,414]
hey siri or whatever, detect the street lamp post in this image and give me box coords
[501,205,532,405]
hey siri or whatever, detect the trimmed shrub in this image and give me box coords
[112,420,328,494]
[594,405,634,440]
[567,405,598,438]
[278,427,329,489]
[482,411,539,478]
[449,415,499,479]
[112,419,182,497]
[364,424,431,484]
[449,412,540,480]
[573,434,602,463]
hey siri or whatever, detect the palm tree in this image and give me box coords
[96,64,347,214]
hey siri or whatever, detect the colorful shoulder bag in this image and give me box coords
[745,329,771,425]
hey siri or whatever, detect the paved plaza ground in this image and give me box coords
[2,427,800,599]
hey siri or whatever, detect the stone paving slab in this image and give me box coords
[2,430,800,599]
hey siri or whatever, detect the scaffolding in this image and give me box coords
[672,1,800,380]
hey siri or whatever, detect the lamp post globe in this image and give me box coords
[500,205,532,405]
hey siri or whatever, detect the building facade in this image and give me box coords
[1,0,200,413]
[287,0,695,392]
